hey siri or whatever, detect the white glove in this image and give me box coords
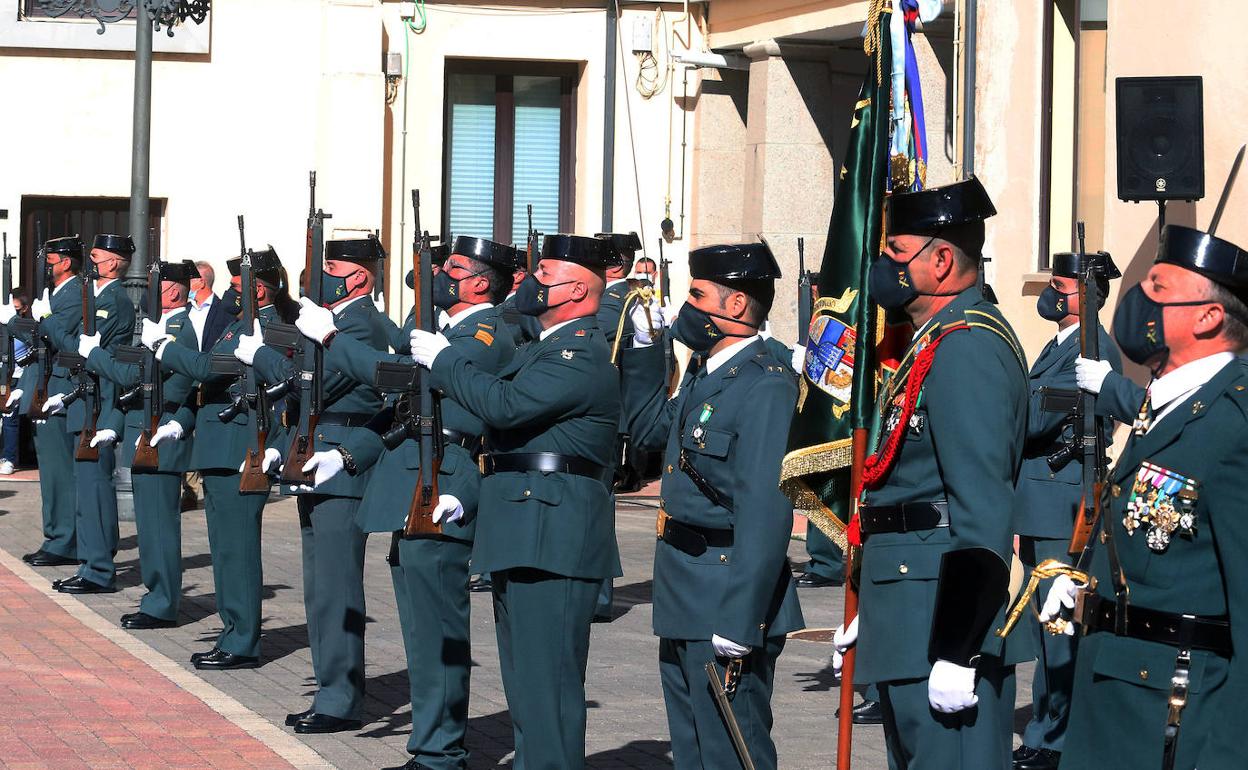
[831,615,858,674]
[31,292,51,320]
[928,659,979,713]
[0,303,16,325]
[631,302,657,346]
[711,634,751,658]
[148,421,184,447]
[5,389,22,409]
[300,449,345,489]
[78,332,101,359]
[233,320,263,365]
[432,494,465,524]
[239,446,283,475]
[1038,574,1082,636]
[42,393,66,416]
[791,344,807,373]
[409,329,451,368]
[89,429,117,448]
[294,297,337,344]
[1075,357,1112,395]
[140,318,168,351]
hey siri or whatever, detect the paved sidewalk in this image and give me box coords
[0,480,1033,768]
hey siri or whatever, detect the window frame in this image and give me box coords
[441,58,578,246]
[19,196,165,290]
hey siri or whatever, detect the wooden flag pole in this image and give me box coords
[836,427,869,770]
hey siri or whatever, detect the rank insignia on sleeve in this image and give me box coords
[1123,461,1199,552]
[574,329,587,337]
[561,349,575,360]
[96,310,109,319]
[474,330,495,346]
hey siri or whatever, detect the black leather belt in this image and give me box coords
[481,452,607,482]
[858,501,949,535]
[317,412,373,428]
[442,428,480,450]
[657,512,733,557]
[1080,593,1232,656]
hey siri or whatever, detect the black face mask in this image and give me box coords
[221,287,243,317]
[1111,284,1211,367]
[670,303,759,353]
[867,236,958,310]
[1036,286,1074,322]
[513,274,574,317]
[432,267,487,310]
[405,270,415,290]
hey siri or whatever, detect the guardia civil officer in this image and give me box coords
[1,237,84,568]
[497,244,541,347]
[409,233,622,769]
[1010,253,1122,770]
[832,177,1030,769]
[42,235,136,593]
[233,237,390,733]
[142,247,295,669]
[295,235,518,767]
[618,241,804,769]
[1041,225,1248,770]
[81,260,199,627]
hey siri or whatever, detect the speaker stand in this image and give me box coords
[1156,200,1167,241]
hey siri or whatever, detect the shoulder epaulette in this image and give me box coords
[962,308,1026,371]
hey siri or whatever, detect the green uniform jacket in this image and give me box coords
[1013,323,1122,539]
[622,337,804,647]
[497,294,540,347]
[1095,368,1149,426]
[1069,358,1248,769]
[11,276,83,414]
[160,305,287,472]
[333,304,514,535]
[857,287,1030,684]
[431,314,622,579]
[252,296,388,499]
[596,280,630,349]
[88,309,197,472]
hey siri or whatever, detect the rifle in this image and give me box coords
[0,229,14,401]
[23,222,49,418]
[657,238,676,392]
[279,172,328,486]
[236,246,272,493]
[66,256,100,460]
[130,231,164,470]
[526,204,535,269]
[797,237,812,348]
[375,190,444,537]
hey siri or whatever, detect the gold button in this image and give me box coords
[898,563,909,575]
[523,489,531,497]
[719,555,727,563]
[1112,484,1121,497]
[1139,669,1149,681]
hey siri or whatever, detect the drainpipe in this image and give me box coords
[962,0,977,176]
[603,0,617,231]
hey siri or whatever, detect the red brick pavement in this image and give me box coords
[0,562,295,770]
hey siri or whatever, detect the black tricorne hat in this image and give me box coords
[92,234,136,257]
[430,243,451,264]
[452,236,517,271]
[228,247,284,286]
[159,260,199,284]
[326,236,386,264]
[595,232,643,258]
[540,234,621,269]
[45,236,85,260]
[689,242,783,282]
[1157,224,1248,298]
[1050,251,1121,281]
[885,176,997,235]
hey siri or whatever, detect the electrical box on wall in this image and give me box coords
[632,16,653,53]
[384,51,402,78]
[399,2,417,21]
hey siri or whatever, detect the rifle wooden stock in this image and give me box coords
[403,460,442,536]
[404,189,445,537]
[131,416,161,470]
[1068,482,1102,555]
[283,177,327,488]
[280,413,319,486]
[74,418,99,461]
[240,433,271,493]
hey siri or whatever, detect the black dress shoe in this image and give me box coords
[285,708,314,727]
[836,698,884,725]
[121,612,176,630]
[190,647,221,664]
[795,571,842,588]
[193,649,260,671]
[403,758,435,770]
[293,713,362,734]
[23,550,78,567]
[1015,748,1061,770]
[53,575,115,594]
[1013,746,1039,764]
[469,574,493,593]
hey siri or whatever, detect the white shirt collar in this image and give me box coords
[51,275,75,297]
[539,317,579,341]
[332,294,369,316]
[506,290,518,300]
[159,306,186,324]
[607,278,629,290]
[1055,322,1079,346]
[93,277,116,297]
[1148,351,1237,423]
[446,302,493,329]
[192,293,214,311]
[706,334,760,375]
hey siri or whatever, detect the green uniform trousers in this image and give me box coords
[493,568,599,770]
[878,663,1016,770]
[298,495,368,720]
[1020,536,1078,752]
[803,524,844,581]
[202,471,266,658]
[658,636,784,770]
[392,536,472,769]
[594,492,616,621]
[133,472,183,621]
[73,441,118,587]
[33,415,76,559]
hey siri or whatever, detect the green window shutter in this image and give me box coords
[511,75,563,244]
[446,73,497,240]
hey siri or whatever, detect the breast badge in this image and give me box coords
[1123,461,1199,552]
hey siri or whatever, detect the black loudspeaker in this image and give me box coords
[1116,76,1204,202]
